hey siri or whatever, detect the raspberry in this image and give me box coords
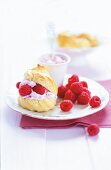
[16,82,21,89]
[89,96,101,108]
[60,100,73,112]
[68,74,79,85]
[70,82,83,94]
[19,84,32,96]
[80,81,88,88]
[77,92,90,105]
[57,85,67,98]
[82,87,91,98]
[33,84,46,95]
[64,89,77,103]
[87,124,100,136]
[65,83,71,91]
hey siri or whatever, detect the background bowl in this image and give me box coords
[56,36,104,66]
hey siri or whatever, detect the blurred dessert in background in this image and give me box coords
[40,54,66,64]
[39,53,71,86]
[57,32,99,48]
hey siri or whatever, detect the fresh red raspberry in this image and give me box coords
[70,82,83,94]
[77,92,90,105]
[89,96,101,108]
[60,100,73,112]
[68,74,79,85]
[19,84,32,96]
[33,84,46,95]
[16,82,21,89]
[82,87,91,98]
[65,83,71,91]
[87,124,100,136]
[64,89,77,103]
[80,81,88,88]
[57,85,67,98]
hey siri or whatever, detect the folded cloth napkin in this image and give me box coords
[20,80,111,128]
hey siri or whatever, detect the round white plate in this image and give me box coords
[6,76,109,120]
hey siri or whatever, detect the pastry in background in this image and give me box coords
[57,32,99,48]
[78,33,99,47]
[16,65,58,112]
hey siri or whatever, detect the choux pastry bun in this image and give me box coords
[17,65,58,112]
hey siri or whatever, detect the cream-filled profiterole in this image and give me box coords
[16,65,58,112]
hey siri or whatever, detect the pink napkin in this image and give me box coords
[20,80,111,128]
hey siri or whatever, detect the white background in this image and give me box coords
[1,0,111,93]
[0,0,111,170]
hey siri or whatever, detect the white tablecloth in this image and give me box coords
[1,0,111,170]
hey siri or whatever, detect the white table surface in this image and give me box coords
[1,0,111,170]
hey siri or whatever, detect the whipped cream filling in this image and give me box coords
[20,80,36,88]
[20,80,57,100]
[22,91,57,100]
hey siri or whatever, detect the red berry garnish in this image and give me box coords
[68,74,79,85]
[64,89,77,103]
[77,92,90,105]
[33,84,46,95]
[80,81,88,88]
[82,87,91,98]
[87,124,100,136]
[70,82,83,94]
[16,82,21,89]
[89,96,101,108]
[19,84,32,96]
[65,83,71,91]
[57,85,67,98]
[60,100,73,112]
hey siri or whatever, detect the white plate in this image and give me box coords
[6,76,109,120]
